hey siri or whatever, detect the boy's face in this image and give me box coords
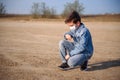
[66,21,75,27]
[66,21,80,28]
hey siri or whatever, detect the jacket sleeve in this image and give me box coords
[70,29,89,56]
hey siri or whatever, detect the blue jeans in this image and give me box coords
[59,40,88,67]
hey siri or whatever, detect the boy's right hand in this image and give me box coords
[65,34,73,42]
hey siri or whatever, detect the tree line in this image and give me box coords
[0,0,84,18]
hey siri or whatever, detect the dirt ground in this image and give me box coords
[0,20,120,80]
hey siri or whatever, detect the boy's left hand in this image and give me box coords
[65,54,70,60]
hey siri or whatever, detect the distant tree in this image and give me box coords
[31,2,56,18]
[31,3,40,18]
[0,3,6,15]
[61,0,84,17]
[40,2,56,18]
[49,7,56,18]
[40,2,49,18]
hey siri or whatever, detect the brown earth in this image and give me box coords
[0,20,120,80]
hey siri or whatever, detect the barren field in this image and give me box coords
[0,20,120,80]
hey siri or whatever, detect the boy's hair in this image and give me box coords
[65,11,81,24]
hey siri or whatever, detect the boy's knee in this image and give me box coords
[59,40,66,47]
[59,40,63,47]
[67,58,75,67]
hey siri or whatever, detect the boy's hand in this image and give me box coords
[65,34,73,42]
[65,54,70,60]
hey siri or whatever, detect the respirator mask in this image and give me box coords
[70,25,76,30]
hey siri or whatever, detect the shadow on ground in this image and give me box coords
[58,59,120,71]
[87,59,120,71]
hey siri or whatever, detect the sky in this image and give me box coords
[0,0,120,15]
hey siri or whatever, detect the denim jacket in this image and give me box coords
[64,23,94,58]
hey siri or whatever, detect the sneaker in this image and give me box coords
[80,61,88,71]
[58,63,69,69]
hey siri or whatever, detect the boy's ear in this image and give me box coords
[76,21,80,26]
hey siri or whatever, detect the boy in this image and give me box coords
[58,11,94,71]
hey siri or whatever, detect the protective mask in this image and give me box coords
[70,25,76,30]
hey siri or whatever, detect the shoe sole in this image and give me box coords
[80,67,88,71]
[58,66,80,71]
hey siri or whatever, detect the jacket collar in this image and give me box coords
[75,23,85,32]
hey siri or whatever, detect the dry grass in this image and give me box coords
[0,14,120,22]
